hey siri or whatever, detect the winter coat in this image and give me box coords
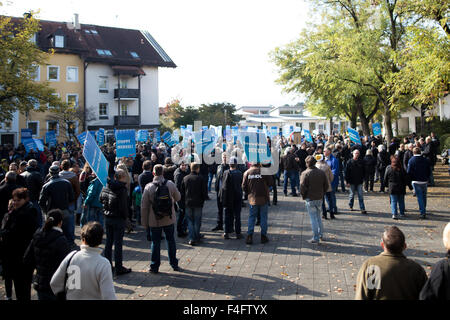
[0,182,17,222]
[420,253,450,300]
[141,176,181,228]
[325,154,339,188]
[39,177,75,214]
[221,169,243,208]
[300,166,329,201]
[59,171,80,204]
[242,167,273,206]
[163,164,177,182]
[345,158,366,185]
[99,180,128,220]
[83,178,103,208]
[384,165,408,195]
[21,166,43,202]
[23,227,71,292]
[0,202,39,278]
[363,155,377,175]
[377,150,390,171]
[174,167,190,209]
[407,155,431,183]
[138,171,153,191]
[316,162,333,193]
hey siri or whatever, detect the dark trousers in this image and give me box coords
[364,172,375,191]
[149,224,178,272]
[339,167,346,192]
[216,197,224,227]
[37,289,57,300]
[224,201,242,234]
[4,271,32,300]
[104,217,125,269]
[379,167,386,191]
[177,207,187,234]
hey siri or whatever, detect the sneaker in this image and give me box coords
[188,240,197,246]
[246,235,253,245]
[392,215,398,220]
[211,225,223,231]
[223,233,231,240]
[361,210,367,214]
[115,267,132,276]
[261,235,269,244]
[307,239,319,244]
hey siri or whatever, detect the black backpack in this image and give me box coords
[152,180,172,220]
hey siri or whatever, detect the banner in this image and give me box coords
[225,125,232,142]
[83,131,109,187]
[348,127,361,145]
[46,131,57,147]
[97,128,105,146]
[137,130,148,142]
[76,131,88,146]
[239,131,272,164]
[270,127,278,138]
[162,131,177,147]
[21,129,33,142]
[22,139,37,152]
[303,129,313,143]
[192,129,216,155]
[372,123,382,136]
[33,139,44,152]
[115,129,136,158]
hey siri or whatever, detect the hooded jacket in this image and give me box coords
[99,179,128,219]
[23,227,71,292]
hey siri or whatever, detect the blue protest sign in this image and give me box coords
[303,129,313,143]
[372,123,382,136]
[115,130,136,158]
[348,127,361,145]
[162,131,177,147]
[46,131,57,147]
[97,128,105,146]
[21,129,33,142]
[76,131,88,146]
[33,139,44,152]
[156,130,161,142]
[137,130,148,142]
[22,139,37,152]
[83,131,109,187]
[239,131,272,164]
[270,127,278,138]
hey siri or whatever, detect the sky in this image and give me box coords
[2,0,310,108]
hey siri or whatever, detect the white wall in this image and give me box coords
[141,66,159,126]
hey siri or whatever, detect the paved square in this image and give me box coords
[1,167,449,300]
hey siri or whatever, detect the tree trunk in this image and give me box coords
[383,102,393,143]
[329,118,333,135]
[353,95,371,136]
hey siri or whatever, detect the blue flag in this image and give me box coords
[137,130,148,142]
[83,131,109,187]
[76,131,88,146]
[97,128,105,146]
[46,131,57,147]
[22,139,37,152]
[33,139,44,152]
[115,130,136,158]
[348,127,361,145]
[303,129,313,143]
[372,123,382,136]
[21,129,33,142]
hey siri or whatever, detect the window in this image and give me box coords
[66,66,78,82]
[48,93,60,109]
[27,121,39,136]
[84,29,91,34]
[47,121,59,136]
[67,94,78,108]
[99,76,108,92]
[47,66,60,81]
[103,50,112,56]
[259,110,268,115]
[120,104,128,116]
[309,122,316,131]
[55,35,64,48]
[30,33,37,44]
[120,78,128,89]
[67,121,78,136]
[90,30,98,34]
[31,65,40,81]
[296,123,303,130]
[99,103,108,119]
[130,51,139,58]
[96,49,112,56]
[2,121,12,130]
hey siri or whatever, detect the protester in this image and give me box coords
[20,159,43,226]
[181,162,208,246]
[242,162,273,245]
[221,157,244,239]
[212,153,229,232]
[345,149,367,214]
[407,147,431,219]
[39,165,76,247]
[315,154,334,220]
[82,174,104,226]
[141,164,181,273]
[300,156,329,243]
[174,161,189,237]
[23,209,71,300]
[384,156,408,219]
[0,188,39,300]
[282,147,300,197]
[420,222,450,300]
[324,146,339,216]
[100,169,132,276]
[0,171,18,223]
[132,184,142,226]
[355,226,427,300]
[422,136,436,187]
[50,222,117,300]
[377,145,390,193]
[363,149,377,192]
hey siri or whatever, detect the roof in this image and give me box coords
[236,106,273,110]
[9,16,176,68]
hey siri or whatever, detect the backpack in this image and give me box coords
[152,180,172,220]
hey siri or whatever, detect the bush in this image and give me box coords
[442,136,450,152]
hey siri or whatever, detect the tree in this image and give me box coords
[46,104,96,141]
[0,12,67,123]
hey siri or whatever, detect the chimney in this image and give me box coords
[73,13,80,30]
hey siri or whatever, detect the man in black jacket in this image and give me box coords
[221,157,243,240]
[181,163,208,246]
[345,149,367,214]
[21,159,43,227]
[212,152,229,232]
[422,137,436,187]
[138,160,154,190]
[174,162,190,237]
[377,145,390,192]
[38,166,75,246]
[0,171,17,222]
[100,169,132,276]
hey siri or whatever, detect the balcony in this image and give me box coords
[114,115,140,126]
[114,88,140,100]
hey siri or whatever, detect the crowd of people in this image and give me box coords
[0,129,448,300]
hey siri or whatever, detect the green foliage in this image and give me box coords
[0,13,68,122]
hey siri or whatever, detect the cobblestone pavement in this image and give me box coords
[1,166,449,300]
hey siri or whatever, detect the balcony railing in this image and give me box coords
[114,88,140,100]
[114,115,140,126]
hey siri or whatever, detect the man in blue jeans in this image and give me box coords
[181,162,208,246]
[242,163,274,244]
[300,156,329,243]
[141,164,181,273]
[345,149,367,214]
[407,147,431,219]
[324,147,339,217]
